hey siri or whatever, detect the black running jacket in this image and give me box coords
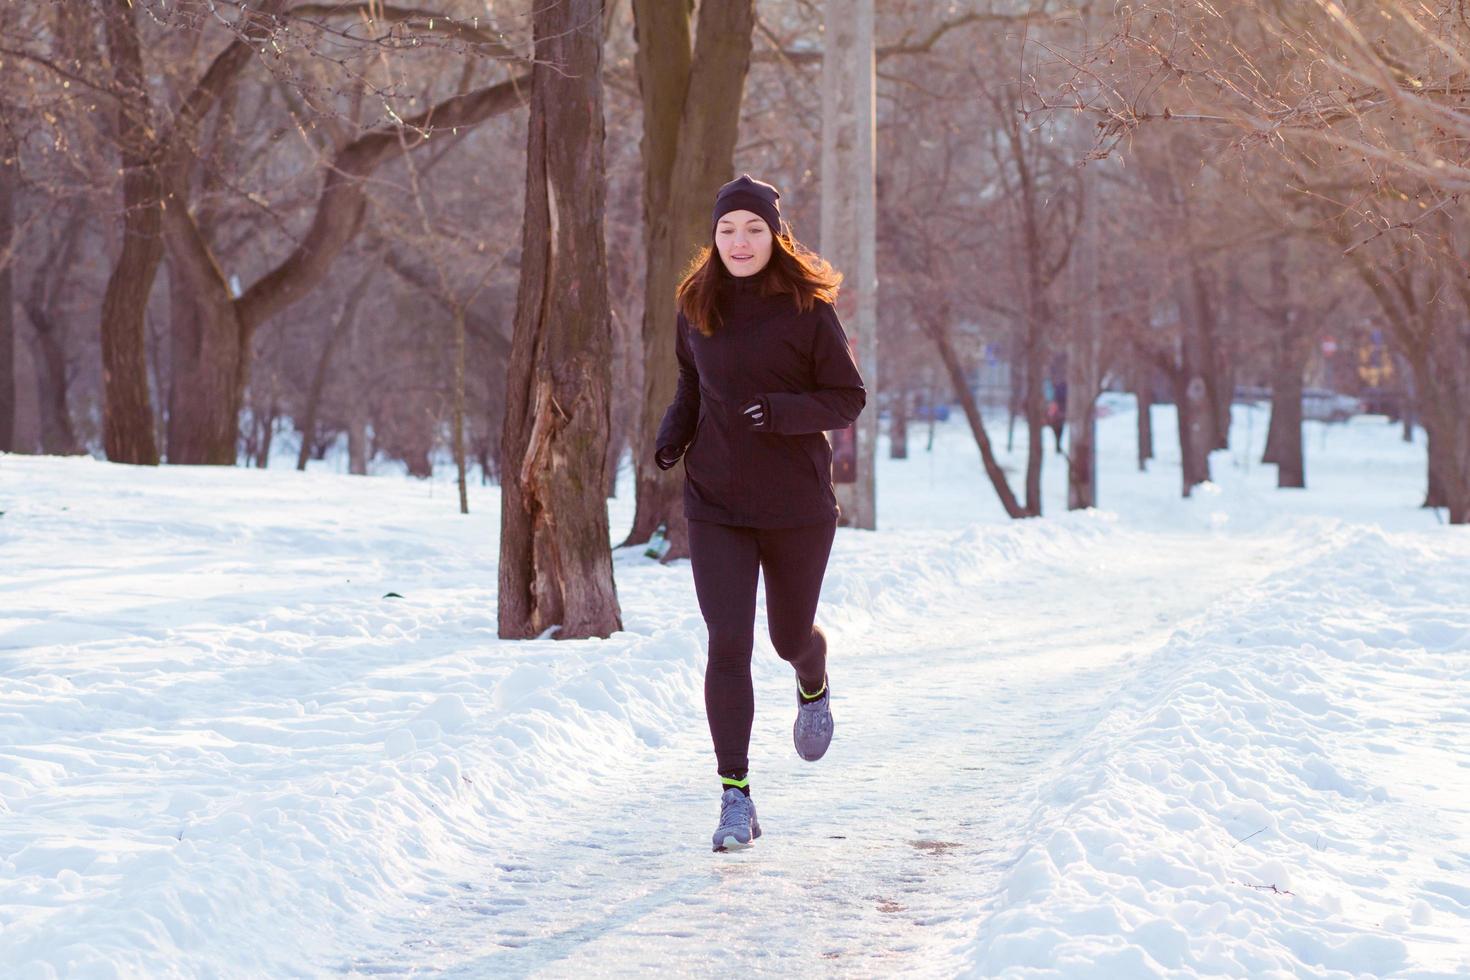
[654,275,867,528]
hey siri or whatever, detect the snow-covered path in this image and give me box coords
[344,526,1295,977]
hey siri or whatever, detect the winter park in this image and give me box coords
[2,1,1470,978]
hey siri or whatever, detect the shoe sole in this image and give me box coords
[712,825,762,852]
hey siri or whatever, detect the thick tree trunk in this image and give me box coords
[926,317,1026,519]
[1267,349,1306,488]
[1416,351,1470,523]
[0,136,14,453]
[1179,371,1212,496]
[165,250,243,464]
[499,0,621,641]
[627,0,755,559]
[1261,238,1306,487]
[99,0,163,465]
[822,0,879,530]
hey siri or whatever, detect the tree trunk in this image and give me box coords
[499,0,621,641]
[1066,395,1097,510]
[1179,371,1212,496]
[0,134,14,453]
[926,316,1026,518]
[254,398,275,469]
[1268,349,1306,488]
[627,0,755,559]
[1023,314,1045,515]
[99,0,163,465]
[1261,238,1306,488]
[1006,355,1023,453]
[347,414,368,475]
[822,0,879,530]
[1135,363,1153,471]
[453,307,468,515]
[165,248,243,464]
[1395,352,1416,442]
[889,390,908,459]
[296,269,370,471]
[24,309,80,455]
[1417,347,1470,523]
[1066,178,1102,511]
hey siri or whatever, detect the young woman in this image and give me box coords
[654,174,867,852]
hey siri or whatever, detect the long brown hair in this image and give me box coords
[676,227,842,337]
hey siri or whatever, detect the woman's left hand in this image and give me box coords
[741,396,771,431]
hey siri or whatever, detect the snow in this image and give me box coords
[1,401,1467,978]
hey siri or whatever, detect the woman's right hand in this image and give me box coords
[655,444,684,470]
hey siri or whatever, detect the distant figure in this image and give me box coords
[1046,379,1068,452]
[653,174,867,853]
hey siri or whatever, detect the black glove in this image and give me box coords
[741,395,772,431]
[655,444,684,470]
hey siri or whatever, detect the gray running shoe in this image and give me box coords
[794,677,833,761]
[712,787,761,852]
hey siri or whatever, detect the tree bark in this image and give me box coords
[1022,311,1046,514]
[98,0,163,465]
[1267,344,1307,488]
[1179,371,1211,495]
[822,0,879,530]
[164,223,242,464]
[1260,237,1307,487]
[499,0,621,641]
[1135,361,1153,471]
[1066,175,1102,510]
[0,130,14,453]
[627,0,755,560]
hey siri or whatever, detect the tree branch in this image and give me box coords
[236,71,530,334]
[286,3,526,61]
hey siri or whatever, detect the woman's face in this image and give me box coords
[715,209,774,277]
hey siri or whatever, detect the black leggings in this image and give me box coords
[688,517,838,780]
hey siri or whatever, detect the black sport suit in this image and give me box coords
[654,266,866,782]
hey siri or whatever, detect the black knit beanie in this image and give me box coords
[711,174,782,238]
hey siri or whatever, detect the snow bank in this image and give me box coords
[959,522,1470,978]
[0,451,1111,977]
[0,456,706,977]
